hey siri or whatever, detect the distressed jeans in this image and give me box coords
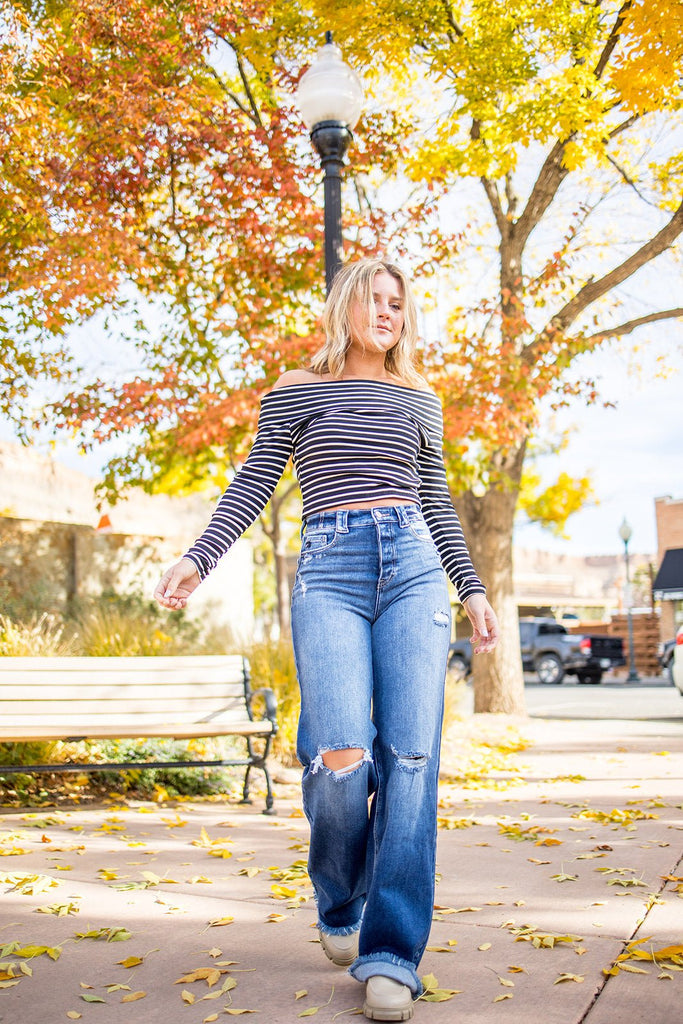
[290,505,452,995]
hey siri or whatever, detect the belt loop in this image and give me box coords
[396,505,410,528]
[336,509,349,533]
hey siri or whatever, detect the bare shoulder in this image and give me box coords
[272,369,321,390]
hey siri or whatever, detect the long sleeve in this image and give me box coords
[416,410,485,604]
[184,401,293,579]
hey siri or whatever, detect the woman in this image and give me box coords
[155,258,499,1021]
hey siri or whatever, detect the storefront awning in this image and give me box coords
[653,548,683,601]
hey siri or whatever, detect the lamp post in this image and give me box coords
[619,518,641,682]
[296,32,364,295]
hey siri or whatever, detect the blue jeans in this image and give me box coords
[290,505,451,995]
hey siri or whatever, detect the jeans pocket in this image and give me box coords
[300,528,338,555]
[407,520,434,544]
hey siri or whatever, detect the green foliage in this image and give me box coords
[247,637,300,766]
[83,737,244,799]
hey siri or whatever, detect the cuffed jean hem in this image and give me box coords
[350,953,422,997]
[318,921,362,937]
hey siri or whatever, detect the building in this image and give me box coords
[0,441,253,641]
[653,495,683,642]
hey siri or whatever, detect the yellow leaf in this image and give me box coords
[175,968,221,986]
[421,973,438,991]
[224,1012,257,1016]
[208,917,234,928]
[498,977,514,987]
[494,993,513,1002]
[267,913,288,923]
[298,1009,320,1018]
[0,980,21,989]
[116,956,143,968]
[478,943,492,951]
[181,990,195,1004]
[66,1013,82,1020]
[295,990,308,999]
[554,974,585,984]
[203,1016,218,1023]
[121,991,146,1002]
[619,964,649,974]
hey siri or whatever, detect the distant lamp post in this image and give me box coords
[619,518,641,682]
[296,31,364,294]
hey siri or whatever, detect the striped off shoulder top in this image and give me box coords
[185,378,485,602]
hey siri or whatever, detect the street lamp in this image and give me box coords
[619,518,641,682]
[296,31,364,294]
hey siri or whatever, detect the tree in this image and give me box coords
[2,0,442,634]
[310,0,683,712]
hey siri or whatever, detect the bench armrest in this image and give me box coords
[249,687,279,734]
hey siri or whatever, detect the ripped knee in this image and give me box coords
[391,745,429,773]
[311,747,372,778]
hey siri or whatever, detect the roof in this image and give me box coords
[653,548,683,600]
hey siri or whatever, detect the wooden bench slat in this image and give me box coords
[0,698,253,716]
[0,655,246,670]
[0,722,275,741]
[0,684,246,702]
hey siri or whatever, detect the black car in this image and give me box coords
[448,617,625,685]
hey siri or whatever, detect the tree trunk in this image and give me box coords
[456,443,526,715]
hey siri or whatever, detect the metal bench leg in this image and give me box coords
[240,764,253,805]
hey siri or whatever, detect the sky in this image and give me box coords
[512,344,682,558]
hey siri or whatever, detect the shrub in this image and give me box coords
[246,638,300,767]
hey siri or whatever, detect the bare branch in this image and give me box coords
[513,139,571,252]
[594,1,632,80]
[584,307,683,342]
[481,176,508,238]
[207,29,264,129]
[547,199,683,335]
[604,152,659,207]
[608,113,639,140]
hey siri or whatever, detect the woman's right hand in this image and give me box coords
[154,557,201,610]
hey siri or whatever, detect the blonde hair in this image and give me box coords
[309,258,425,388]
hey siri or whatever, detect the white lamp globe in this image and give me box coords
[296,38,364,131]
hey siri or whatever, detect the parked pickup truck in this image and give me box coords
[448,617,625,685]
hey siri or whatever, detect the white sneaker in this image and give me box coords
[363,975,414,1021]
[318,928,359,966]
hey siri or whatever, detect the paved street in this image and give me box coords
[524,678,683,726]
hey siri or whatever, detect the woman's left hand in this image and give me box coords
[463,594,500,655]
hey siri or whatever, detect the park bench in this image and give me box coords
[0,654,278,812]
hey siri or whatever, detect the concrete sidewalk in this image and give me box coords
[1,709,681,1024]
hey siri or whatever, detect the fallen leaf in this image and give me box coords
[116,956,144,969]
[494,993,512,1002]
[295,990,308,999]
[478,943,492,951]
[175,968,221,987]
[208,917,234,928]
[80,994,106,1003]
[66,1013,82,1020]
[121,991,146,1002]
[181,990,195,1004]
[35,902,80,916]
[554,974,585,984]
